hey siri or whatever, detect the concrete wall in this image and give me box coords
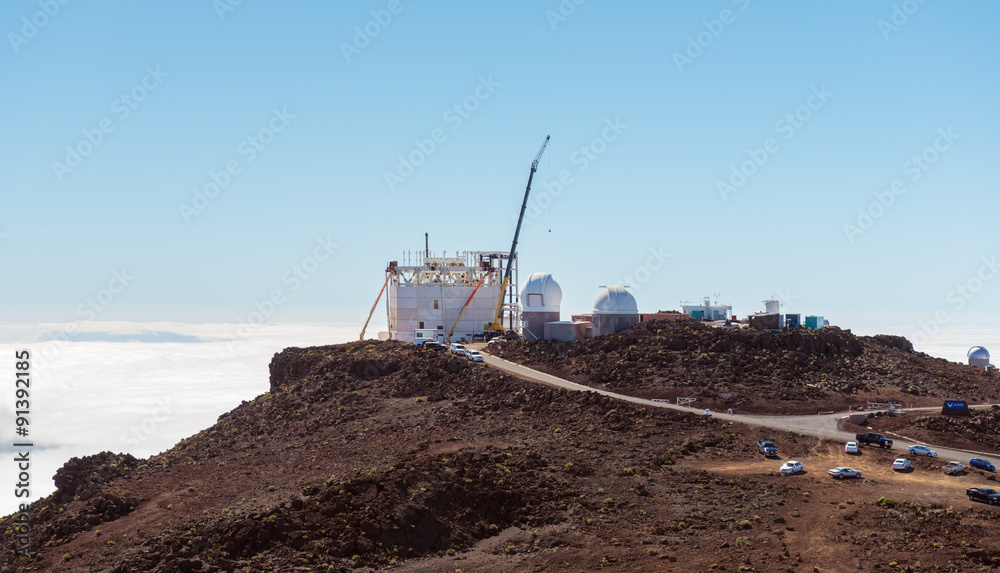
[592,313,640,337]
[522,311,559,340]
[544,321,588,342]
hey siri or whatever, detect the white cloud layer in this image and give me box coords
[0,321,361,517]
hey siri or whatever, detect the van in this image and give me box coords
[449,343,467,356]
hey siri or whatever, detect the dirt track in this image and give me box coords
[481,350,1000,466]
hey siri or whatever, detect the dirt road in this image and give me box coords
[481,351,1000,465]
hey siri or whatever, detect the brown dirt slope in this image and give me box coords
[494,321,997,414]
[4,340,1000,572]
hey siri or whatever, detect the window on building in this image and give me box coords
[419,321,424,329]
[433,300,439,309]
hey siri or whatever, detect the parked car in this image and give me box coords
[970,458,996,472]
[855,432,893,449]
[449,343,467,356]
[423,342,446,351]
[942,461,967,475]
[779,461,804,475]
[828,467,863,479]
[466,350,484,362]
[967,487,1000,505]
[845,441,859,454]
[756,441,778,457]
[908,445,938,457]
[892,458,912,471]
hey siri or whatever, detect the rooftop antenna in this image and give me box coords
[714,292,721,305]
[425,232,429,258]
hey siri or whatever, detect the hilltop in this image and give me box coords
[493,321,996,414]
[3,339,1000,572]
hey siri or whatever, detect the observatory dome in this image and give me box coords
[969,346,990,369]
[593,286,638,315]
[520,272,562,313]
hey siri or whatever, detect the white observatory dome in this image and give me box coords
[969,346,990,369]
[593,285,638,315]
[520,272,562,313]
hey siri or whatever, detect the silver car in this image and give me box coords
[908,445,937,457]
[828,467,862,479]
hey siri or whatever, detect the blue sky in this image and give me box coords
[2,1,999,339]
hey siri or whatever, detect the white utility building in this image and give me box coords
[383,251,517,343]
[591,286,640,337]
[681,296,733,321]
[519,272,562,340]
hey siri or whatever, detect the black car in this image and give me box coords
[968,487,1000,505]
[422,342,446,351]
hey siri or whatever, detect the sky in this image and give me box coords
[1,1,999,513]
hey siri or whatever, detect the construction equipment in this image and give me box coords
[445,268,495,343]
[359,270,391,340]
[484,135,550,334]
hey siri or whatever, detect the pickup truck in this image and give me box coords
[855,433,893,449]
[967,487,1000,505]
[943,461,967,475]
[756,440,778,457]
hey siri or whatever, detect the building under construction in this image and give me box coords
[363,250,520,344]
[360,135,547,344]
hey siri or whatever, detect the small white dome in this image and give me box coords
[593,286,638,315]
[520,272,562,313]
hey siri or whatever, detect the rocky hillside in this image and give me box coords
[494,321,996,414]
[5,340,1000,572]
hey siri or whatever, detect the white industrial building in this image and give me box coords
[681,296,733,322]
[377,250,518,343]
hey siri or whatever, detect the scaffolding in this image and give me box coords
[383,250,520,343]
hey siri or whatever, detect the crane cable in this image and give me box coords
[547,140,552,233]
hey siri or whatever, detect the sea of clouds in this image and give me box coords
[0,321,360,516]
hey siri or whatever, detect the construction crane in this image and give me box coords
[484,135,550,335]
[359,269,392,341]
[445,267,495,343]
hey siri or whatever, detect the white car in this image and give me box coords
[892,458,911,471]
[908,445,937,457]
[465,350,483,362]
[449,343,467,356]
[828,467,863,479]
[845,441,859,454]
[779,461,804,475]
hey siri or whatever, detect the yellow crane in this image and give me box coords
[484,135,550,335]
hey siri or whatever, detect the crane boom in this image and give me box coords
[485,135,550,333]
[445,268,494,343]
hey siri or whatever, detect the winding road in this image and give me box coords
[480,351,1000,465]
